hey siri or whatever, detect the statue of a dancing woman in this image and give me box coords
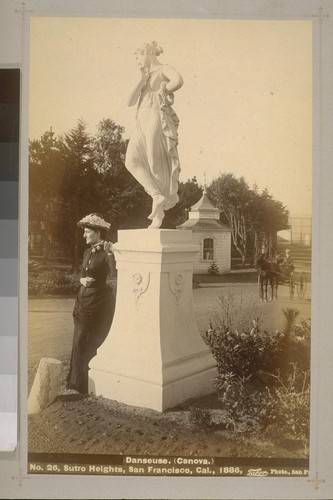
[125,41,183,228]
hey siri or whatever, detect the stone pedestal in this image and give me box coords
[88,229,217,412]
[28,357,62,414]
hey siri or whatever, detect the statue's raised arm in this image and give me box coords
[125,41,183,228]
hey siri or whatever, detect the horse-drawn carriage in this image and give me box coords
[256,254,308,301]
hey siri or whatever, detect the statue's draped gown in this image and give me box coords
[67,247,115,393]
[125,65,180,210]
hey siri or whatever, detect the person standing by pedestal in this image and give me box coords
[125,41,183,229]
[67,213,115,394]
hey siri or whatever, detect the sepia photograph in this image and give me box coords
[1,1,333,499]
[27,16,311,476]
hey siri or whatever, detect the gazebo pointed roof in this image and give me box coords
[190,186,220,214]
[177,187,231,232]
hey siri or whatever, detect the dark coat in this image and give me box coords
[67,246,115,393]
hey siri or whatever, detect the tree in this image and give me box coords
[93,119,126,174]
[207,173,289,266]
[92,119,151,232]
[29,129,65,263]
[60,120,100,270]
[208,173,254,266]
[252,189,289,261]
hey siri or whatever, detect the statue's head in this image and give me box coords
[134,41,163,57]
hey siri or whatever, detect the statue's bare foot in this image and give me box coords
[148,205,165,229]
[148,194,166,220]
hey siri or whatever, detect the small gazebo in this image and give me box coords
[177,188,231,274]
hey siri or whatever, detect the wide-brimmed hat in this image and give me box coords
[77,213,111,231]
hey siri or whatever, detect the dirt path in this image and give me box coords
[29,392,306,458]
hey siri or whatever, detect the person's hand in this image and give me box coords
[103,241,114,255]
[80,277,95,287]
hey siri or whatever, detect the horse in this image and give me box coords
[256,254,279,302]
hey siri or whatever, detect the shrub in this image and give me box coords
[207,261,219,274]
[203,306,310,386]
[263,365,310,442]
[29,269,80,296]
[282,307,300,334]
[261,313,311,388]
[203,295,311,443]
[215,366,310,440]
[210,290,259,331]
[203,317,292,383]
[218,375,271,434]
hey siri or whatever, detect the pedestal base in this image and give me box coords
[89,357,216,411]
[89,229,217,412]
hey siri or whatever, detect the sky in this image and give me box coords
[29,17,312,215]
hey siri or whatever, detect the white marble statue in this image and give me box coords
[125,41,183,228]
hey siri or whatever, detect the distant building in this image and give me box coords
[177,188,231,274]
[279,214,312,246]
[289,214,312,246]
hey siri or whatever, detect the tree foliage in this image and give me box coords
[59,120,101,269]
[93,119,126,174]
[207,173,289,264]
[29,129,65,263]
[29,119,153,266]
[93,119,151,232]
[29,121,290,268]
[251,188,289,261]
[208,173,254,265]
